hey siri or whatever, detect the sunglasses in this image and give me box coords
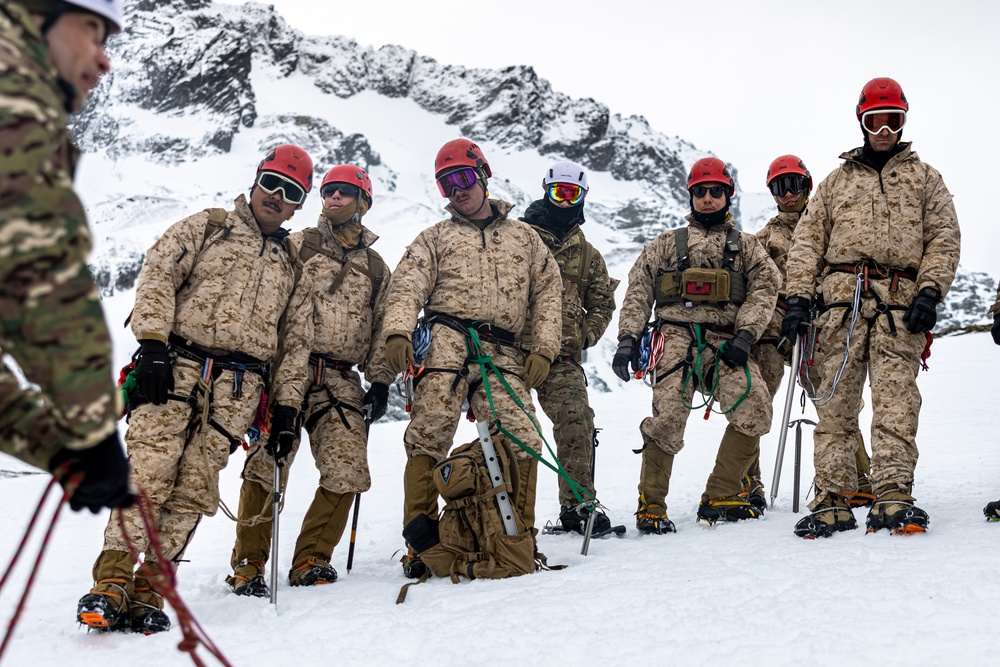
[768,174,809,197]
[436,167,480,197]
[256,172,306,205]
[861,110,906,135]
[547,182,585,205]
[690,185,727,199]
[320,182,361,199]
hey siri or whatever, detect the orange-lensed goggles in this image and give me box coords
[547,182,585,205]
[861,110,906,135]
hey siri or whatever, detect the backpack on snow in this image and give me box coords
[398,437,546,601]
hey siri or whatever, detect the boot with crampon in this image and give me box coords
[794,493,858,539]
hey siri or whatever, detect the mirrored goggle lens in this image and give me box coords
[436,168,479,197]
[320,182,361,199]
[256,172,306,205]
[691,185,727,199]
[547,182,585,205]
[768,174,809,197]
[862,110,906,134]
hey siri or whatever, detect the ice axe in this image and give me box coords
[770,334,801,507]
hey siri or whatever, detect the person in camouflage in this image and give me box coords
[384,138,562,578]
[519,161,619,536]
[783,77,960,538]
[981,285,1000,519]
[743,155,874,511]
[227,164,394,597]
[76,144,313,634]
[614,157,779,532]
[0,0,132,511]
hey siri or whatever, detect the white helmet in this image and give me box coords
[25,0,124,35]
[542,160,589,191]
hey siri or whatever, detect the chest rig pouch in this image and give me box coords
[654,227,747,306]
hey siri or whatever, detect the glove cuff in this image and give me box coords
[917,286,941,302]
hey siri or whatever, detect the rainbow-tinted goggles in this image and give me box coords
[547,182,585,205]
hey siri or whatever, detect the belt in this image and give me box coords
[424,311,517,347]
[168,334,267,371]
[308,353,355,372]
[828,260,917,293]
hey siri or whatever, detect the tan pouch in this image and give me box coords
[681,267,731,303]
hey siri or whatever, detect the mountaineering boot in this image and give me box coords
[865,486,928,534]
[289,488,354,585]
[702,425,760,505]
[984,500,1000,521]
[515,456,538,532]
[636,443,674,534]
[635,493,676,534]
[78,549,136,631]
[288,556,338,586]
[226,559,270,597]
[402,455,438,578]
[230,478,274,579]
[697,496,760,524]
[739,474,767,512]
[793,493,858,539]
[558,504,612,536]
[130,560,170,634]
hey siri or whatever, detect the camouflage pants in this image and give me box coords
[534,358,596,507]
[641,324,773,500]
[101,355,263,563]
[0,236,117,469]
[404,325,542,462]
[242,369,370,494]
[808,300,924,509]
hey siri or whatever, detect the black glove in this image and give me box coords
[902,287,940,334]
[48,432,135,513]
[135,339,173,406]
[992,315,1000,346]
[720,329,754,368]
[779,296,812,344]
[612,336,639,382]
[363,382,390,422]
[402,513,440,554]
[266,405,298,460]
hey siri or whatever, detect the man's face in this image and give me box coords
[45,12,111,112]
[776,191,805,209]
[868,126,900,152]
[448,180,489,220]
[322,188,357,210]
[691,181,727,213]
[250,183,299,234]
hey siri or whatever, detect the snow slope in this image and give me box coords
[2,332,999,667]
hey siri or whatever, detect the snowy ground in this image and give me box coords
[2,332,999,667]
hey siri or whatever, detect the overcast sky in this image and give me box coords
[240,0,997,275]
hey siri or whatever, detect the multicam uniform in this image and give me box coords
[521,213,618,508]
[90,194,298,613]
[383,199,562,529]
[232,216,392,577]
[0,3,117,469]
[618,213,779,510]
[784,143,960,509]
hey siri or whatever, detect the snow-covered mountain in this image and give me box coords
[72,0,993,347]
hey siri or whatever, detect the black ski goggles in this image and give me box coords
[320,182,361,199]
[768,174,809,197]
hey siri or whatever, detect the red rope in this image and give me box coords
[119,489,233,667]
[0,466,80,662]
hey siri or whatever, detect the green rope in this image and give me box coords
[679,324,752,415]
[464,329,595,505]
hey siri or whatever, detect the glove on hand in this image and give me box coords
[612,336,639,382]
[266,405,298,460]
[48,432,135,513]
[779,296,812,344]
[903,287,941,334]
[363,382,390,422]
[720,329,755,368]
[385,335,414,375]
[135,339,173,406]
[992,315,1000,346]
[523,353,551,388]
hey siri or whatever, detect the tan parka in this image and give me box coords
[618,214,780,342]
[784,144,961,305]
[271,216,394,408]
[382,199,562,361]
[755,209,801,339]
[131,194,297,362]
